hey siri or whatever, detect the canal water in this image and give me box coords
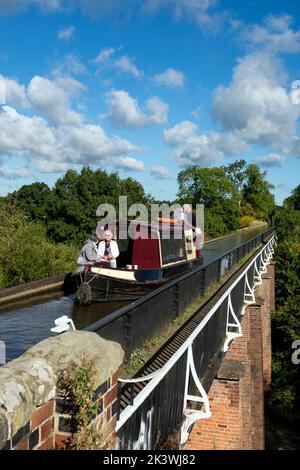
[0,226,267,363]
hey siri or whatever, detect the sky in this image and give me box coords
[0,0,300,204]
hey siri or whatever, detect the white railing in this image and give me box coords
[116,234,276,446]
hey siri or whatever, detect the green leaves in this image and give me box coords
[6,166,150,246]
[0,202,77,288]
[269,191,300,414]
[177,161,275,236]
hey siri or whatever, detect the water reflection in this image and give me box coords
[72,300,129,330]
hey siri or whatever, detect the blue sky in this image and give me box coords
[0,1,300,204]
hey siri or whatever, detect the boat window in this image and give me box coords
[116,237,134,268]
[160,233,186,265]
[117,237,131,253]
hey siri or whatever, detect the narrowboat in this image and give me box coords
[69,220,203,304]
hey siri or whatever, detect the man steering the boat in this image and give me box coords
[98,230,120,268]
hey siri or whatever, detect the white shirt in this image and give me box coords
[98,240,119,259]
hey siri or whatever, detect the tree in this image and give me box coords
[0,202,77,288]
[45,167,151,245]
[222,159,247,209]
[6,182,51,221]
[5,167,152,246]
[268,186,300,414]
[284,184,300,211]
[242,164,275,220]
[177,166,237,208]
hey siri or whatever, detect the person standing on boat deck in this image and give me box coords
[76,234,102,271]
[182,204,202,252]
[182,204,198,230]
[98,230,119,268]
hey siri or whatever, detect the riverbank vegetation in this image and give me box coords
[268,185,300,419]
[177,159,275,237]
[0,160,275,288]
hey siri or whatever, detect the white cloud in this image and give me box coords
[164,121,248,166]
[113,156,144,171]
[0,105,140,175]
[0,165,28,179]
[146,97,169,124]
[35,160,75,173]
[0,0,226,32]
[153,68,185,88]
[92,49,143,79]
[92,47,116,64]
[143,0,224,30]
[210,131,249,156]
[0,0,61,14]
[212,52,300,155]
[164,120,223,166]
[0,75,28,108]
[150,166,173,179]
[164,50,300,168]
[254,154,285,168]
[53,54,87,76]
[164,120,198,146]
[58,26,75,41]
[174,134,222,166]
[0,106,58,160]
[242,14,300,54]
[114,55,143,79]
[190,105,201,119]
[0,71,145,178]
[27,75,84,126]
[164,49,300,170]
[105,90,168,129]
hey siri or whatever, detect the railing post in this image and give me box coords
[199,269,206,296]
[117,381,122,420]
[217,258,222,281]
[124,311,132,361]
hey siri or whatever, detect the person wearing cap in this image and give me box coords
[76,234,102,271]
[98,230,119,268]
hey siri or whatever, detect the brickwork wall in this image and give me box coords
[184,261,275,450]
[4,370,119,451]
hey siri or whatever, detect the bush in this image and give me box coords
[57,358,115,450]
[239,215,256,228]
[0,203,78,288]
[204,210,228,237]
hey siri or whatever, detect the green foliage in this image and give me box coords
[129,349,146,369]
[239,215,256,228]
[242,164,275,220]
[177,166,236,208]
[45,167,150,245]
[0,202,77,288]
[222,159,247,208]
[58,358,113,450]
[274,206,300,243]
[6,182,51,221]
[177,161,274,236]
[273,241,300,307]
[284,184,300,211]
[269,188,300,414]
[5,167,151,246]
[269,352,298,412]
[204,209,229,237]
